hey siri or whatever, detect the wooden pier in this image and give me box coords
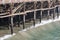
[0,0,60,34]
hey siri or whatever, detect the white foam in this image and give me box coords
[19,16,60,32]
[0,33,16,40]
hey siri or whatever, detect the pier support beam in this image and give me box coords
[56,7,59,18]
[33,1,36,26]
[33,11,36,26]
[40,10,42,23]
[40,1,43,23]
[8,17,11,30]
[10,16,14,34]
[47,10,50,19]
[23,15,25,29]
[53,8,55,19]
[22,2,26,29]
[10,3,14,34]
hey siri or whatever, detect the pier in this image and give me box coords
[0,0,60,34]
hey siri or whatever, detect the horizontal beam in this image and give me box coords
[0,13,9,15]
[0,5,58,18]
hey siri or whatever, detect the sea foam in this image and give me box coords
[0,16,60,40]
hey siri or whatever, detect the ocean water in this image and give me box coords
[4,21,60,40]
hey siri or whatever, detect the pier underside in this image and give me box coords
[0,0,60,36]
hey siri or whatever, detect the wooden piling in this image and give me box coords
[40,1,43,23]
[23,2,26,29]
[23,15,25,29]
[56,7,59,18]
[8,17,10,30]
[33,1,36,26]
[47,10,50,19]
[10,16,14,34]
[53,8,55,19]
[40,10,42,23]
[10,3,14,34]
[33,12,36,26]
[47,2,50,20]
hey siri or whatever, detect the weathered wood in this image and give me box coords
[47,2,50,20]
[39,1,43,23]
[12,3,24,14]
[0,13,9,15]
[10,3,14,34]
[23,15,25,29]
[23,2,26,29]
[47,10,50,19]
[56,7,59,18]
[53,8,55,19]
[33,12,36,26]
[33,1,36,26]
[0,6,57,18]
[10,16,14,34]
[40,10,42,23]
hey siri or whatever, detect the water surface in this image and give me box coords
[5,21,60,40]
